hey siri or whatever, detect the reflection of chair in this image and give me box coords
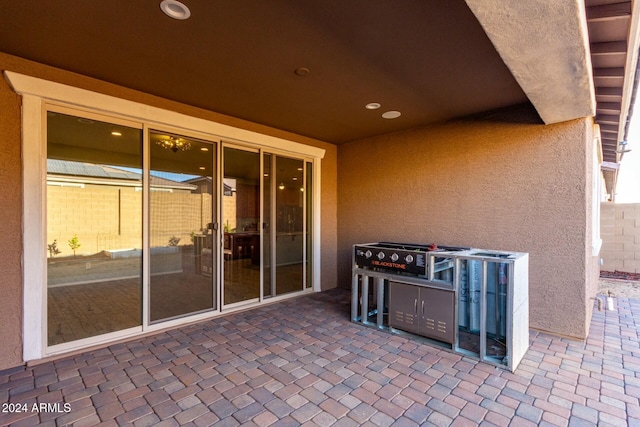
[224,233,254,259]
[201,248,212,276]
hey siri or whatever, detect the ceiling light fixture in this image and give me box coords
[365,103,381,110]
[111,131,122,137]
[278,183,285,190]
[155,136,191,152]
[200,147,209,152]
[160,0,191,20]
[382,111,401,119]
[294,67,310,77]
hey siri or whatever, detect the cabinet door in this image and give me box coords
[419,287,455,344]
[389,282,419,334]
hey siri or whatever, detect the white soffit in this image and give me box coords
[465,0,596,124]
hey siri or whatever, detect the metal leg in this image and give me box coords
[362,275,369,324]
[376,277,384,328]
[351,273,359,322]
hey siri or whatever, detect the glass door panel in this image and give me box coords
[275,156,305,296]
[457,259,482,356]
[305,161,313,289]
[47,111,143,346]
[149,131,216,322]
[263,154,273,297]
[223,147,260,305]
[484,261,508,363]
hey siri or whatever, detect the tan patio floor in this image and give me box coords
[1,288,639,426]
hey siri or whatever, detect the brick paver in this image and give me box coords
[1,289,640,426]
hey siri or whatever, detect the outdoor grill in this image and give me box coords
[354,241,469,279]
[351,241,529,372]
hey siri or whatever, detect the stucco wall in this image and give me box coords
[0,58,23,370]
[338,106,597,339]
[0,52,338,370]
[600,203,640,273]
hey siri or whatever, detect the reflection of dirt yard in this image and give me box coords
[47,248,183,286]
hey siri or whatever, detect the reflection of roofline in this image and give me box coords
[47,160,197,190]
[187,176,234,194]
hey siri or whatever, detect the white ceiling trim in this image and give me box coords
[465,0,596,124]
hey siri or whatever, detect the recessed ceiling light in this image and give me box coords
[382,111,401,119]
[294,67,310,77]
[200,147,209,151]
[111,131,122,137]
[365,103,381,110]
[160,0,191,20]
[199,166,206,170]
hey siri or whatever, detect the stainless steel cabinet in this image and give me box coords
[389,281,455,344]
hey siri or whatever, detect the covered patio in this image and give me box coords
[1,289,638,426]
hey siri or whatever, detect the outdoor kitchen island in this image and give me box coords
[351,242,529,372]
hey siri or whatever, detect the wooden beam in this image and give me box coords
[597,102,622,114]
[596,114,621,124]
[599,123,619,133]
[595,87,624,97]
[601,161,621,171]
[593,67,625,78]
[591,40,627,55]
[600,129,618,135]
[587,2,631,22]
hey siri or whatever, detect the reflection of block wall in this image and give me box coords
[47,184,219,255]
[600,203,640,273]
[47,185,143,256]
[150,191,213,247]
[223,194,237,232]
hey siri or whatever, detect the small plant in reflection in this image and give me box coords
[68,234,81,257]
[48,240,61,257]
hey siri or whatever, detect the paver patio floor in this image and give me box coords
[1,288,640,426]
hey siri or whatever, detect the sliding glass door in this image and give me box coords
[149,130,217,322]
[46,110,143,346]
[222,146,261,305]
[263,154,311,298]
[45,108,314,349]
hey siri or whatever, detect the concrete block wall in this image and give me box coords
[600,203,640,273]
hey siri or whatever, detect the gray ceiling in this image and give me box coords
[0,0,529,144]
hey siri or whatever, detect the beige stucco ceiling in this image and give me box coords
[0,1,601,145]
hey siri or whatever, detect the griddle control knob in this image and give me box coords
[377,251,385,260]
[365,250,372,259]
[390,253,399,262]
[405,254,414,264]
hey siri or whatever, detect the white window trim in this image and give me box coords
[5,71,325,362]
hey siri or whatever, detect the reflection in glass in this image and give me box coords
[223,147,260,305]
[275,156,305,295]
[457,259,482,356]
[47,111,142,345]
[305,161,313,289]
[484,261,508,362]
[263,154,272,296]
[149,131,216,322]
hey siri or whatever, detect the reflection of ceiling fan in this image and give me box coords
[155,136,191,152]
